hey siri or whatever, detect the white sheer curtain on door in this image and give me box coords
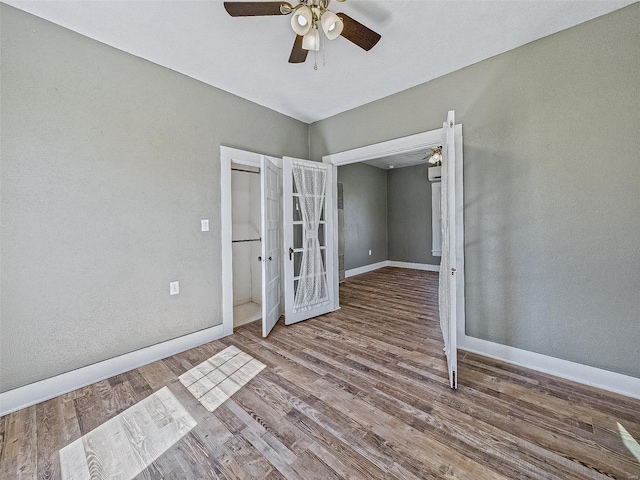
[292,162,329,313]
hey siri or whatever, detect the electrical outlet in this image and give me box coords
[368,250,372,256]
[201,219,209,232]
[170,281,179,295]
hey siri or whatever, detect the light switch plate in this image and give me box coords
[170,281,179,295]
[369,250,372,256]
[201,219,209,232]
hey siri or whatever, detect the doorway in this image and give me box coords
[337,151,441,279]
[230,162,262,327]
[322,124,464,330]
[322,115,464,388]
[220,148,338,338]
[220,147,284,338]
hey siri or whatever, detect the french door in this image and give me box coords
[282,157,336,325]
[261,156,282,337]
[440,110,458,388]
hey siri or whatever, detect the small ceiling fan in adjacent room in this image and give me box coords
[223,0,381,64]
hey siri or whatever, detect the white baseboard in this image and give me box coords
[345,260,440,278]
[345,261,388,278]
[387,261,440,272]
[459,335,640,400]
[0,324,229,416]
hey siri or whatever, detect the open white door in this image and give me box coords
[283,157,336,325]
[261,156,283,337]
[440,110,458,388]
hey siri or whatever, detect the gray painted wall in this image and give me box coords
[387,164,440,266]
[0,5,309,392]
[338,162,441,270]
[311,4,640,378]
[337,163,388,270]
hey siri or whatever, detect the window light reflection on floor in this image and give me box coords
[59,387,196,480]
[618,422,640,463]
[179,345,266,412]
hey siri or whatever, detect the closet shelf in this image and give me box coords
[232,238,261,243]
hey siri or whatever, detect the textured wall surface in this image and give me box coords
[387,164,440,266]
[337,163,388,270]
[0,5,308,392]
[338,162,441,269]
[311,4,640,378]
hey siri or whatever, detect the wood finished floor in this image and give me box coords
[1,267,639,479]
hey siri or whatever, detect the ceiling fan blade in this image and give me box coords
[289,35,308,64]
[337,13,381,51]
[224,2,291,17]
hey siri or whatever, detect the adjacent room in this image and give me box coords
[1,1,639,478]
[337,151,442,279]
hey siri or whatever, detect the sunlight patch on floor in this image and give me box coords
[179,345,265,412]
[618,422,640,463]
[59,387,196,480]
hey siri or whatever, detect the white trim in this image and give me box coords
[323,129,443,166]
[220,146,263,337]
[330,164,340,311]
[0,324,227,416]
[454,125,465,343]
[345,261,389,278]
[345,260,440,277]
[387,261,440,272]
[221,145,263,168]
[459,335,640,400]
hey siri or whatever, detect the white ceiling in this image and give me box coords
[363,149,428,170]
[4,0,634,123]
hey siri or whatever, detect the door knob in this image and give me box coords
[268,256,272,261]
[289,247,294,260]
[258,256,262,262]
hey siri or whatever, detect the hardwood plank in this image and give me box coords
[137,360,175,392]
[35,398,64,480]
[1,406,37,479]
[230,384,315,456]
[72,386,107,436]
[0,413,5,466]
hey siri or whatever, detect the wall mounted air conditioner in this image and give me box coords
[428,166,441,182]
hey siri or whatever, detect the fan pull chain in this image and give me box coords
[322,29,326,67]
[314,50,318,70]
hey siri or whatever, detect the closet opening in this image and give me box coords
[221,147,288,338]
[231,163,262,328]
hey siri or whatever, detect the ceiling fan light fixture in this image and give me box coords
[321,11,343,40]
[428,147,443,166]
[291,6,313,35]
[302,26,320,51]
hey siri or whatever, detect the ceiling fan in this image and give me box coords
[424,147,443,166]
[223,0,381,64]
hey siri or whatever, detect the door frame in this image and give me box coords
[220,146,270,335]
[321,127,465,339]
